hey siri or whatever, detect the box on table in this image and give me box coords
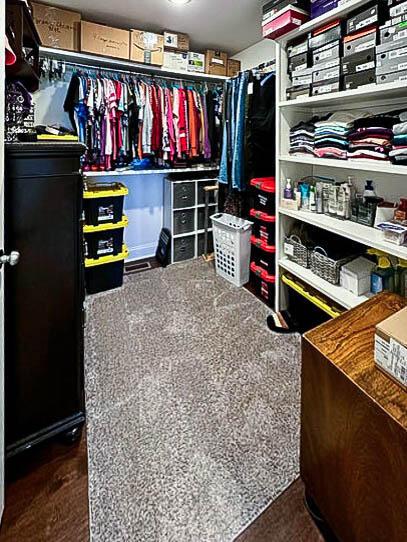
[188,52,205,73]
[164,51,188,71]
[163,30,189,51]
[130,30,164,65]
[205,50,228,76]
[375,306,407,390]
[227,59,241,77]
[31,2,81,51]
[81,21,129,60]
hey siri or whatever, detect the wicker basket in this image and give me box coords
[283,235,309,268]
[310,246,353,285]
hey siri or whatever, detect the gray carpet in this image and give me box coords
[85,260,301,542]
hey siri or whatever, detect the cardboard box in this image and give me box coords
[205,50,228,76]
[130,30,164,65]
[227,59,241,77]
[81,21,130,60]
[188,52,205,73]
[163,30,189,52]
[31,2,81,51]
[163,51,188,71]
[375,307,407,390]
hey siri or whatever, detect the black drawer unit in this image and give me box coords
[164,174,219,264]
[173,209,195,235]
[173,182,196,209]
[5,142,86,457]
[174,236,196,262]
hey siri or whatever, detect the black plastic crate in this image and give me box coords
[250,177,276,214]
[250,236,277,275]
[83,182,128,226]
[85,246,128,294]
[84,228,125,259]
[250,262,275,308]
[249,208,276,245]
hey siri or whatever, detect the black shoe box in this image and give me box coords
[380,21,407,43]
[291,67,313,86]
[389,0,407,18]
[347,3,385,35]
[288,51,310,73]
[377,68,407,84]
[312,40,341,64]
[377,35,407,53]
[343,28,377,56]
[311,77,342,96]
[344,68,376,89]
[341,48,376,75]
[309,21,343,51]
[286,84,311,100]
[287,37,309,58]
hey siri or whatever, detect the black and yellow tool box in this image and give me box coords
[85,245,129,294]
[83,182,128,226]
[84,215,128,259]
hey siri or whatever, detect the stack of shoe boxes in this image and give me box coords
[377,0,407,85]
[286,2,395,99]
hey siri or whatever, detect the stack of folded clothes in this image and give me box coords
[390,111,407,166]
[289,117,319,156]
[348,113,398,162]
[313,111,362,160]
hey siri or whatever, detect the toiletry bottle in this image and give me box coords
[295,183,302,210]
[309,185,316,212]
[300,183,310,211]
[371,256,395,294]
[363,180,376,201]
[316,182,323,214]
[284,178,294,200]
[337,183,346,219]
[394,197,407,224]
[328,184,338,216]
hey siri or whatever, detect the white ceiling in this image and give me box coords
[46,0,264,55]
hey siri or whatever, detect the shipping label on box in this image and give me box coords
[375,306,407,389]
[81,21,130,60]
[164,31,190,51]
[205,50,228,76]
[164,51,189,72]
[32,2,81,51]
[130,30,164,65]
[188,52,205,73]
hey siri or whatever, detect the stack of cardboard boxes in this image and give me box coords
[31,2,240,77]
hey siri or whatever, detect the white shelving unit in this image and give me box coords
[275,0,407,312]
[40,47,229,82]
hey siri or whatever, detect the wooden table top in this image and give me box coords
[305,292,407,431]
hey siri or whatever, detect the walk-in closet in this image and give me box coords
[1,1,406,541]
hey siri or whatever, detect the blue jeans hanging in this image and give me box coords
[231,71,249,191]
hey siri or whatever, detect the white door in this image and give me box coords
[0,0,6,521]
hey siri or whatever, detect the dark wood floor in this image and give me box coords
[0,428,324,542]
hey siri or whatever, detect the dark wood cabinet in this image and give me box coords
[301,292,407,542]
[5,142,86,457]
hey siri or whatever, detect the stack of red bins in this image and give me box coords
[249,177,276,308]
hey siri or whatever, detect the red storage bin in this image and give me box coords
[251,236,276,275]
[249,209,276,245]
[250,177,276,214]
[250,262,276,307]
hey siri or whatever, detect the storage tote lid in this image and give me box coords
[251,235,276,253]
[250,177,276,192]
[84,182,129,199]
[249,209,276,223]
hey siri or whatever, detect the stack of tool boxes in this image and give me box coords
[377,0,407,85]
[286,2,391,100]
[249,178,277,309]
[83,181,129,294]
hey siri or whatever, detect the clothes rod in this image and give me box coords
[39,47,228,85]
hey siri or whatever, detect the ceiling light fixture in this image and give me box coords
[168,0,191,5]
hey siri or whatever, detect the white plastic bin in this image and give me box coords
[211,213,253,287]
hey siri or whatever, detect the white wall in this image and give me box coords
[232,39,276,71]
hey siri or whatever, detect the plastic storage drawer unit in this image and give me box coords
[173,182,196,209]
[173,235,195,262]
[250,262,276,307]
[250,177,276,214]
[85,245,129,294]
[83,182,128,226]
[84,216,128,259]
[249,209,276,245]
[173,209,195,235]
[251,236,277,274]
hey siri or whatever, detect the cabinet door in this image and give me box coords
[4,171,85,453]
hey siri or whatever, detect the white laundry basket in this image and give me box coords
[211,213,253,287]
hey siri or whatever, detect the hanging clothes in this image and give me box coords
[63,70,222,171]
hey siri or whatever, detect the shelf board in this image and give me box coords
[279,207,407,260]
[279,258,370,309]
[278,80,407,109]
[84,166,219,178]
[279,154,407,176]
[40,47,229,81]
[274,0,371,44]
